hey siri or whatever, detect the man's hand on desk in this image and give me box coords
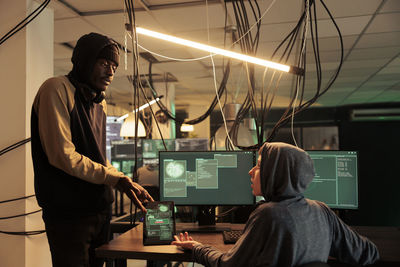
[172,232,202,250]
[116,176,154,213]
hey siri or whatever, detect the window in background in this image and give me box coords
[264,126,339,150]
[303,126,339,150]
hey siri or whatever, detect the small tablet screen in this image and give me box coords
[143,201,176,245]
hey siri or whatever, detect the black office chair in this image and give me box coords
[297,262,330,267]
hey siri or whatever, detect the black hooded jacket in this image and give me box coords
[31,33,123,220]
[192,142,379,267]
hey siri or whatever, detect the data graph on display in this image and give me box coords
[304,151,359,210]
[159,151,255,206]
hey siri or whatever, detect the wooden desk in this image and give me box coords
[97,223,241,262]
[349,226,400,265]
[96,223,400,265]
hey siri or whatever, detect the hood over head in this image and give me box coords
[69,32,119,87]
[259,142,315,201]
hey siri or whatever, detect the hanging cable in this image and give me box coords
[0,230,45,236]
[0,0,51,46]
[122,0,343,152]
[124,0,143,195]
[206,0,235,150]
[290,0,310,147]
[224,0,263,150]
[0,194,35,204]
[0,138,31,157]
[263,0,343,145]
[0,209,42,220]
[146,58,232,126]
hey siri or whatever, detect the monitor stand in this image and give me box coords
[180,206,231,233]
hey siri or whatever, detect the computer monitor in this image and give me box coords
[304,151,358,210]
[111,159,143,179]
[159,150,255,230]
[111,139,142,159]
[159,151,255,206]
[106,116,123,161]
[142,139,175,159]
[175,138,209,151]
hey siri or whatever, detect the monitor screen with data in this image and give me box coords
[304,151,359,209]
[142,139,175,159]
[175,138,209,151]
[111,139,142,159]
[159,151,255,205]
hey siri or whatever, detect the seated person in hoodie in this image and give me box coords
[172,142,380,267]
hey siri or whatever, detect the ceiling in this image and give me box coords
[49,0,400,116]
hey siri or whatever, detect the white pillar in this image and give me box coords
[0,1,53,266]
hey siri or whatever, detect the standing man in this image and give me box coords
[31,32,153,267]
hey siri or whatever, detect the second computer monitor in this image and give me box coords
[142,139,176,159]
[304,150,359,209]
[159,151,255,205]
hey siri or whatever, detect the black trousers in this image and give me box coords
[43,212,111,267]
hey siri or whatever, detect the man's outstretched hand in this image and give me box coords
[171,232,201,250]
[116,176,154,212]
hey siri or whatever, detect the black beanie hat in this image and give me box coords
[70,32,119,84]
[97,44,120,67]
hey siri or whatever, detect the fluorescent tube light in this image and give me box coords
[116,96,163,122]
[136,27,291,73]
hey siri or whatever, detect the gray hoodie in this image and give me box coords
[192,142,379,266]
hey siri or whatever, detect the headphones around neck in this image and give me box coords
[68,75,106,104]
[92,90,106,104]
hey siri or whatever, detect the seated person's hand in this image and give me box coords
[171,232,201,250]
[116,176,154,212]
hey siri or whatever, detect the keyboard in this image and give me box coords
[222,230,243,244]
